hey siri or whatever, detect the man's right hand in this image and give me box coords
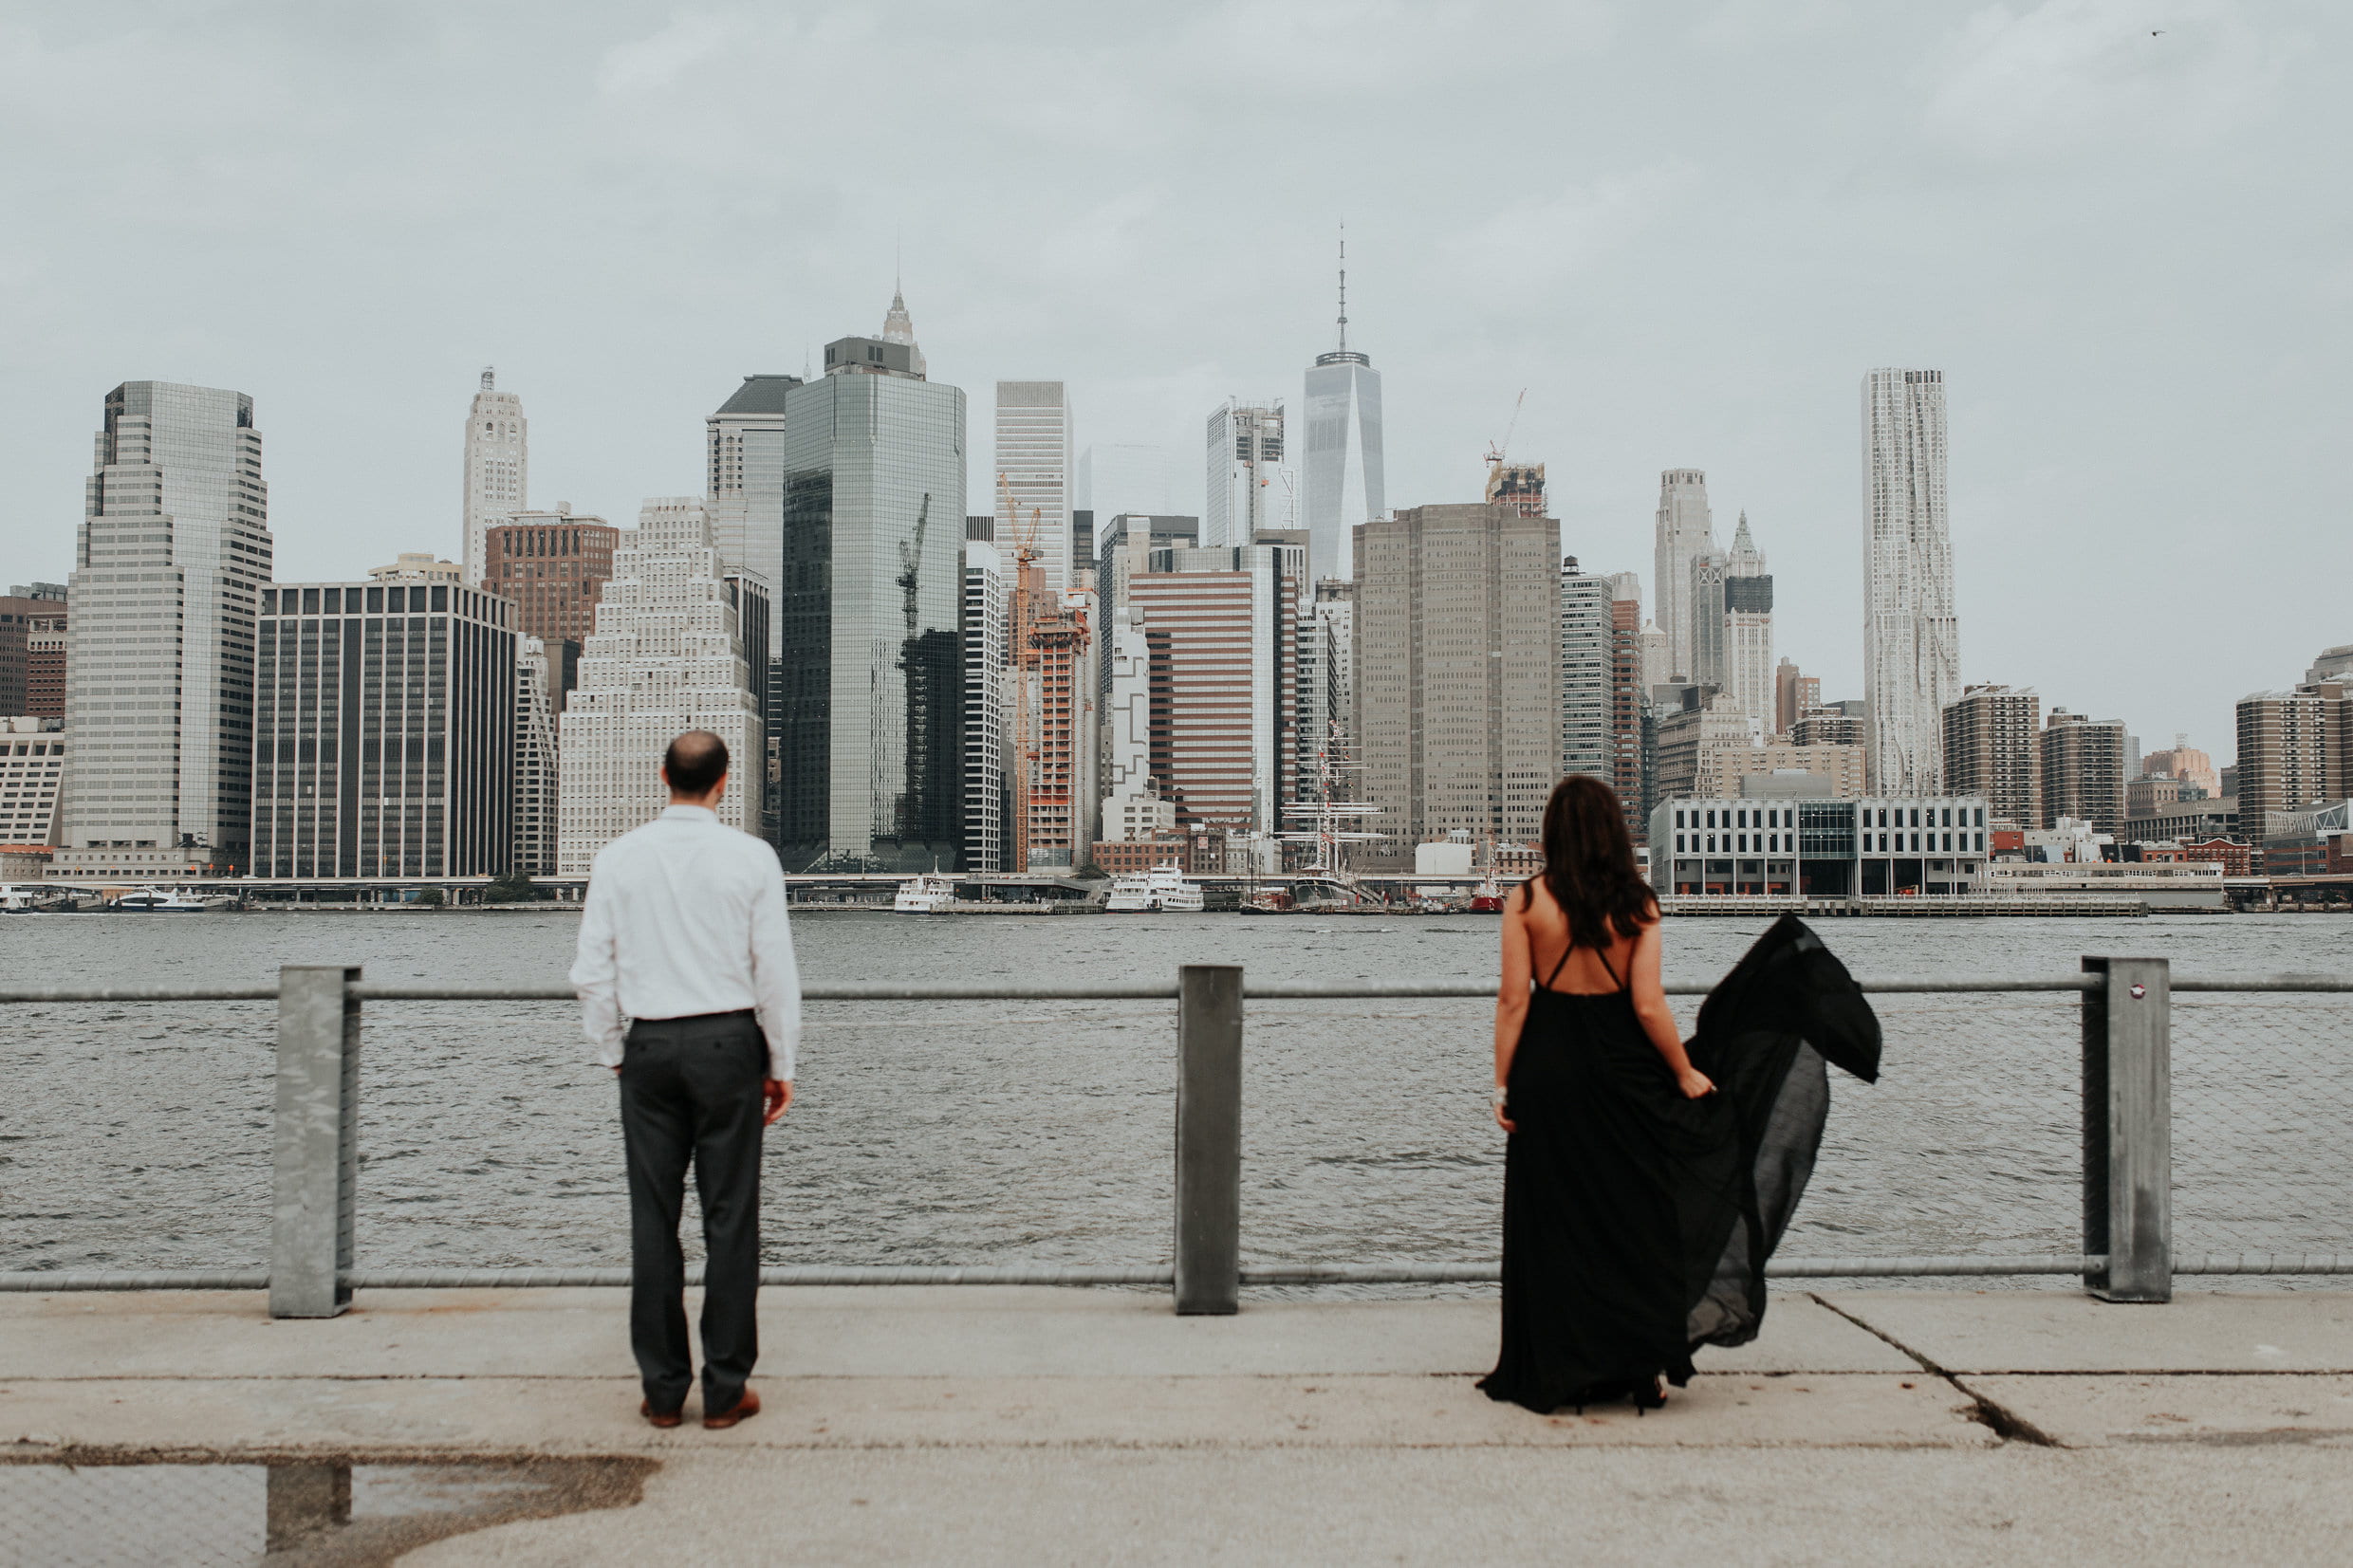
[764,1079,792,1125]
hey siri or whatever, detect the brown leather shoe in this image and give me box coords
[640,1400,684,1430]
[702,1387,761,1430]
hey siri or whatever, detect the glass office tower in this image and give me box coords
[773,332,967,870]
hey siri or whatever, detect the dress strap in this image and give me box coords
[1596,942,1627,993]
[1542,940,1577,991]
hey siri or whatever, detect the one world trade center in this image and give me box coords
[1302,233,1385,583]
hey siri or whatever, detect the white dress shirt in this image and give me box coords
[570,804,803,1080]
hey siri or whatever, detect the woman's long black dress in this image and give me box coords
[1479,914,1880,1413]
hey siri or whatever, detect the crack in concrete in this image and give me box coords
[1805,1293,2060,1448]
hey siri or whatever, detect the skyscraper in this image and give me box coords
[1295,578,1354,811]
[1355,503,1560,856]
[1559,557,1613,784]
[0,585,65,717]
[2039,709,2127,835]
[958,537,1010,873]
[995,381,1073,592]
[1609,577,1649,840]
[482,509,618,705]
[558,499,761,872]
[462,369,527,588]
[1721,513,1774,742]
[1862,368,1959,794]
[1302,235,1385,584]
[1653,469,1714,682]
[1942,683,2041,828]
[1204,400,1286,550]
[1130,544,1302,838]
[59,381,271,880]
[774,322,967,869]
[514,636,560,876]
[706,372,802,580]
[250,580,516,878]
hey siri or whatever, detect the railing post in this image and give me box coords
[2082,956,2171,1302]
[271,965,361,1319]
[1174,963,1242,1315]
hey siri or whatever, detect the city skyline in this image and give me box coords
[4,7,2344,769]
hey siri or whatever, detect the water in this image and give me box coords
[2,911,2347,1279]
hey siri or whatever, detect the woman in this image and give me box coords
[1478,775,1733,1414]
[1478,777,1882,1415]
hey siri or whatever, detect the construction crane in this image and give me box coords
[1483,388,1528,473]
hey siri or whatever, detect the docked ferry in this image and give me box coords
[1105,864,1205,913]
[892,873,958,913]
[109,886,226,913]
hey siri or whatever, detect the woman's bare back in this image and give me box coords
[1518,876,1643,994]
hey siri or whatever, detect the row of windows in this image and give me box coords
[1675,830,1988,857]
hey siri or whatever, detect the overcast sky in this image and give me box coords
[4,0,2344,765]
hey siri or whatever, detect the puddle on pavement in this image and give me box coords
[0,1453,653,1565]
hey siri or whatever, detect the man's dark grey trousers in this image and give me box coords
[618,1010,766,1414]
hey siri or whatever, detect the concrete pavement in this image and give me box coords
[3,1285,2350,1563]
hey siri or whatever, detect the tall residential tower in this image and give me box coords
[1862,368,1959,794]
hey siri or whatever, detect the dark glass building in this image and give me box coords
[250,581,515,878]
[768,324,966,871]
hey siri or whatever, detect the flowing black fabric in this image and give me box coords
[1479,914,1880,1412]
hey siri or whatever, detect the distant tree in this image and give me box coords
[416,887,446,908]
[1073,861,1110,880]
[484,870,538,904]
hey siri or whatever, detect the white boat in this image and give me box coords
[893,873,958,913]
[1105,863,1205,913]
[109,885,224,913]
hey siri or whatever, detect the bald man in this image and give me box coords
[570,729,801,1430]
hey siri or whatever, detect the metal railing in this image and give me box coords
[3,962,2350,1315]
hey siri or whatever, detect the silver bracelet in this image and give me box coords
[1491,1084,1510,1107]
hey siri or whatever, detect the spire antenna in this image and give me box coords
[1336,221,1348,352]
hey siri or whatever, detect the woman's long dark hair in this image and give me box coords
[1523,775,1658,951]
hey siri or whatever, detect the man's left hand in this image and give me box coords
[764,1079,793,1125]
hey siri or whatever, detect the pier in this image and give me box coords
[4,961,2350,1561]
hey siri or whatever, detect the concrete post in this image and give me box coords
[271,965,361,1319]
[2082,956,2171,1303]
[1175,964,1243,1316]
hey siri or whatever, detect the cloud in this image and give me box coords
[595,10,762,95]
[1435,165,1695,302]
[1924,0,2288,158]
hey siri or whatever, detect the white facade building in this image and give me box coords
[462,369,527,588]
[1653,469,1715,682]
[1294,580,1353,809]
[0,718,65,845]
[995,381,1073,592]
[1204,400,1287,550]
[1099,600,1153,811]
[1862,368,1959,794]
[1560,558,1613,783]
[61,380,271,881]
[515,636,559,876]
[1721,513,1773,743]
[557,499,760,873]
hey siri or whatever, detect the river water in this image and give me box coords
[3,911,2346,1282]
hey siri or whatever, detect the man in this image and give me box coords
[571,729,800,1430]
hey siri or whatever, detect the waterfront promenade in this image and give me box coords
[6,1285,2351,1564]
